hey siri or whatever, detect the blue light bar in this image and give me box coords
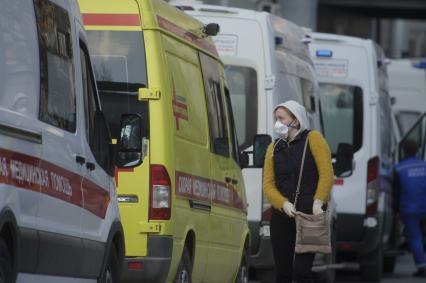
[413,61,426,69]
[316,50,333,58]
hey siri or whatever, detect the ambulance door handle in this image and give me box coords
[86,162,95,171]
[75,155,86,165]
[225,177,232,183]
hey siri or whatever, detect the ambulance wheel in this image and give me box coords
[174,247,192,283]
[0,238,12,283]
[235,248,249,283]
[99,245,120,283]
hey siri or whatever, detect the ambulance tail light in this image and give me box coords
[261,193,272,221]
[366,156,379,216]
[262,207,273,221]
[149,165,171,220]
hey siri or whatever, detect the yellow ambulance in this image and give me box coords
[77,0,250,282]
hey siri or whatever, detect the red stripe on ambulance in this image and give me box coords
[82,13,141,27]
[175,171,245,212]
[0,148,110,219]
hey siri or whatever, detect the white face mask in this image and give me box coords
[274,120,289,138]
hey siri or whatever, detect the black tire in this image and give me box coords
[174,247,192,283]
[99,246,120,283]
[235,248,249,283]
[360,244,383,282]
[0,238,13,283]
[383,256,396,273]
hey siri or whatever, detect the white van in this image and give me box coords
[309,33,400,281]
[171,1,327,280]
[0,0,138,282]
[388,59,426,135]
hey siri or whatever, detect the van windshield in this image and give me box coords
[319,83,363,155]
[225,65,258,151]
[86,30,149,139]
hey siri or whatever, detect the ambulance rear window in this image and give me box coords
[86,30,149,140]
[225,65,258,151]
[397,111,421,136]
[87,30,147,92]
[319,83,363,155]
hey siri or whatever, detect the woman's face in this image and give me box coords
[275,107,299,128]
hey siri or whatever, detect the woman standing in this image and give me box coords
[263,100,334,283]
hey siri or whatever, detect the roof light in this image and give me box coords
[413,61,426,69]
[275,36,283,46]
[316,50,333,58]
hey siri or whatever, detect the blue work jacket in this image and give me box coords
[395,157,426,215]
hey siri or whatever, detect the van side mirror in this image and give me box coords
[253,134,272,168]
[204,23,220,37]
[116,114,143,168]
[334,143,354,177]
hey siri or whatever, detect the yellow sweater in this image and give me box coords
[263,131,334,210]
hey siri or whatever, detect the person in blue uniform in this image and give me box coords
[395,139,426,278]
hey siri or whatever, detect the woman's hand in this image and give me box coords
[313,199,324,215]
[283,201,296,217]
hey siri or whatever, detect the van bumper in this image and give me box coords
[120,236,173,283]
[336,213,381,254]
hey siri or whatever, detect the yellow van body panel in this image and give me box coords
[78,0,249,282]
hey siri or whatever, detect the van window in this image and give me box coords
[200,53,229,157]
[301,78,315,113]
[399,114,426,160]
[319,83,363,155]
[87,31,148,92]
[80,44,108,170]
[224,65,257,151]
[0,0,39,117]
[35,0,76,132]
[225,86,240,164]
[397,111,421,135]
[80,45,98,146]
[86,30,149,140]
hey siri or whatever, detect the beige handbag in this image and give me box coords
[294,137,332,254]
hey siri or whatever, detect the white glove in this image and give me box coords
[282,201,296,218]
[313,199,324,215]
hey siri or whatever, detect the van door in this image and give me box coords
[199,53,239,282]
[397,112,426,245]
[35,0,86,274]
[78,42,113,277]
[398,113,426,161]
[223,84,247,253]
[84,26,151,258]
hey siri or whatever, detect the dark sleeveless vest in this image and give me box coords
[273,130,319,214]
